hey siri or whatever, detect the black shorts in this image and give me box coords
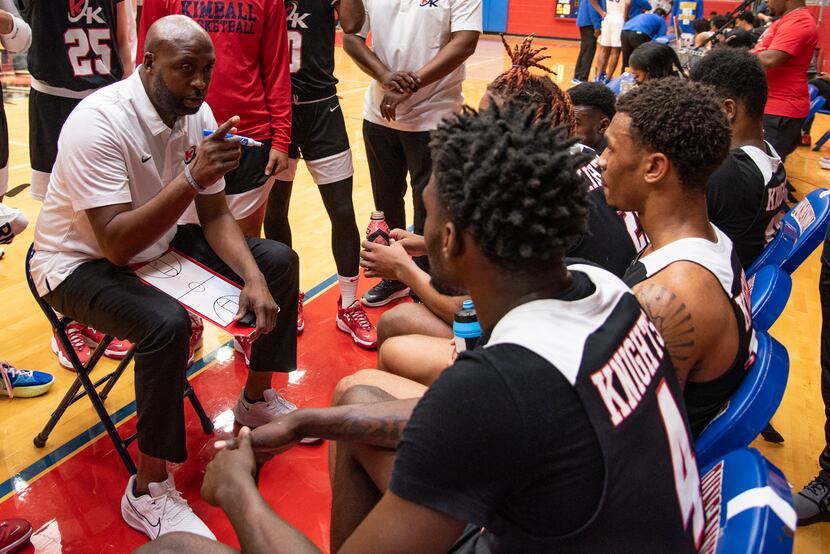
[276,95,353,185]
[29,89,83,199]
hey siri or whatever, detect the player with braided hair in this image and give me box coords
[153,100,702,554]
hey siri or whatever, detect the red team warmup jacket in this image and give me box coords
[138,0,292,153]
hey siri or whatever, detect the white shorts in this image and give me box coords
[274,149,354,186]
[599,15,624,48]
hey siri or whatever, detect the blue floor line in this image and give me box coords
[0,272,339,500]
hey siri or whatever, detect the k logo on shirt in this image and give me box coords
[184,146,197,165]
[419,0,439,6]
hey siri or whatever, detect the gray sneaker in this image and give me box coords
[794,476,830,526]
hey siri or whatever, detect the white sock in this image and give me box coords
[339,275,359,307]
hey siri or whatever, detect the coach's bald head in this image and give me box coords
[140,15,215,127]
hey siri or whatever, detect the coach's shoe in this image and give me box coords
[1,361,54,399]
[122,474,215,541]
[361,279,410,308]
[233,388,319,443]
[0,518,32,554]
[794,476,830,526]
[81,326,133,360]
[337,298,377,349]
[51,322,91,370]
[297,291,305,335]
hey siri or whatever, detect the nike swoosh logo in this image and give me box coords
[128,496,162,537]
[141,155,151,163]
[330,104,341,113]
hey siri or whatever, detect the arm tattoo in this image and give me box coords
[330,412,410,449]
[634,283,696,374]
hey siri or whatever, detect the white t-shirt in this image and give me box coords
[31,71,225,296]
[358,0,482,132]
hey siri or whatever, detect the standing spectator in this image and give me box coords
[264,0,378,348]
[138,0,292,238]
[620,8,667,69]
[573,0,605,84]
[628,0,651,17]
[594,0,631,82]
[343,0,481,307]
[752,0,818,161]
[21,0,134,201]
[672,0,704,38]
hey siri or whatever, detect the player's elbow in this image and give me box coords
[340,16,364,35]
[342,33,365,56]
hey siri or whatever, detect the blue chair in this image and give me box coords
[695,332,789,468]
[802,84,824,131]
[698,448,795,553]
[745,215,799,278]
[748,266,792,332]
[780,188,830,274]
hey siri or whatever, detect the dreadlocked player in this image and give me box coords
[361,35,648,386]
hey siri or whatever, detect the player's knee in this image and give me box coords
[332,372,389,406]
[257,240,299,282]
[377,304,415,345]
[147,301,191,351]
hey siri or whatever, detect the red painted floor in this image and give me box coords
[0,280,396,553]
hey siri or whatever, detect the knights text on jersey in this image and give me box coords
[390,265,703,552]
[285,0,339,99]
[24,0,124,92]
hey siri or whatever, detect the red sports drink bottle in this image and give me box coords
[367,211,390,245]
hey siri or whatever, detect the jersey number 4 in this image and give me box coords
[64,28,112,77]
[288,30,303,74]
[657,380,705,549]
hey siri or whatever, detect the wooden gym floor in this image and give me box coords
[0,35,828,552]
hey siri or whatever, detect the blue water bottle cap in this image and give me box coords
[462,299,474,310]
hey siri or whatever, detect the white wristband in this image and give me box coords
[183,163,205,192]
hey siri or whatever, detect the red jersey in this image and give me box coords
[752,8,818,119]
[137,0,291,152]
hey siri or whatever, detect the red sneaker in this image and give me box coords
[0,518,32,554]
[802,133,812,147]
[188,313,204,367]
[297,291,305,335]
[81,326,133,359]
[336,298,377,349]
[51,322,91,370]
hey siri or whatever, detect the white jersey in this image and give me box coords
[605,0,627,19]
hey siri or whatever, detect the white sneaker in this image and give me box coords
[121,474,215,541]
[820,157,830,170]
[232,388,319,443]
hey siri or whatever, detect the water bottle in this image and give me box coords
[619,69,636,95]
[366,211,390,245]
[453,299,481,354]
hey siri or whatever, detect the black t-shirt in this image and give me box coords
[390,265,702,552]
[23,0,124,92]
[570,146,648,277]
[706,142,787,269]
[285,0,339,99]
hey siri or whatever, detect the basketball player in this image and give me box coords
[21,0,135,365]
[264,0,377,348]
[600,78,756,438]
[30,17,301,540]
[568,81,617,154]
[690,48,788,269]
[594,0,630,83]
[138,101,703,554]
[137,0,292,238]
[343,0,481,308]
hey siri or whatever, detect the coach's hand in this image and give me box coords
[380,90,411,121]
[389,229,427,256]
[265,148,289,177]
[236,275,278,339]
[216,413,303,463]
[380,71,420,94]
[202,426,257,506]
[361,239,412,280]
[191,116,243,187]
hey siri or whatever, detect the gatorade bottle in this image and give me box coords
[453,299,481,354]
[366,211,390,245]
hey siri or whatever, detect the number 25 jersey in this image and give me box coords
[24,0,124,94]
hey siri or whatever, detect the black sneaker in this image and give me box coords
[794,476,830,526]
[361,279,411,307]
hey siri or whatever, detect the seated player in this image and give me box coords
[568,81,617,153]
[690,48,787,269]
[366,36,647,385]
[139,100,705,554]
[30,17,301,540]
[600,78,755,437]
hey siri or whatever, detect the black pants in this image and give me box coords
[763,114,805,162]
[819,230,830,479]
[362,120,432,236]
[574,26,598,82]
[42,225,299,463]
[620,31,651,71]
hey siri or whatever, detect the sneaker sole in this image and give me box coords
[797,509,830,526]
[4,381,54,398]
[0,526,32,554]
[51,336,78,371]
[336,318,378,349]
[360,287,411,308]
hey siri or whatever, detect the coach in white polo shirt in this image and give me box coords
[343,0,481,307]
[31,16,300,542]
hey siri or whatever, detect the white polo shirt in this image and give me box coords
[358,0,482,132]
[30,70,225,296]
